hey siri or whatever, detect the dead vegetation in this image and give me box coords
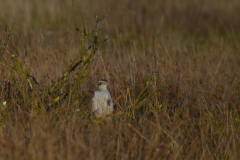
[0,0,240,159]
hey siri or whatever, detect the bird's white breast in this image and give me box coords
[92,89,113,117]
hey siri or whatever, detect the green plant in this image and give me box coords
[0,1,110,113]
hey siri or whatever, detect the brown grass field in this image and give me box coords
[0,0,240,159]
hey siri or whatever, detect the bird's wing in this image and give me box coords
[107,99,111,106]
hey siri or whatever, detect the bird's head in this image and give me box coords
[97,79,108,90]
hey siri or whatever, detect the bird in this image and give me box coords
[88,79,113,118]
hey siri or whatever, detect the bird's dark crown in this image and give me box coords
[96,79,108,90]
[99,79,108,83]
[98,79,108,85]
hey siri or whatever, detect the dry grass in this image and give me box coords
[0,0,240,159]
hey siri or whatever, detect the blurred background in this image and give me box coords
[1,0,240,36]
[0,0,240,159]
[0,0,240,85]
